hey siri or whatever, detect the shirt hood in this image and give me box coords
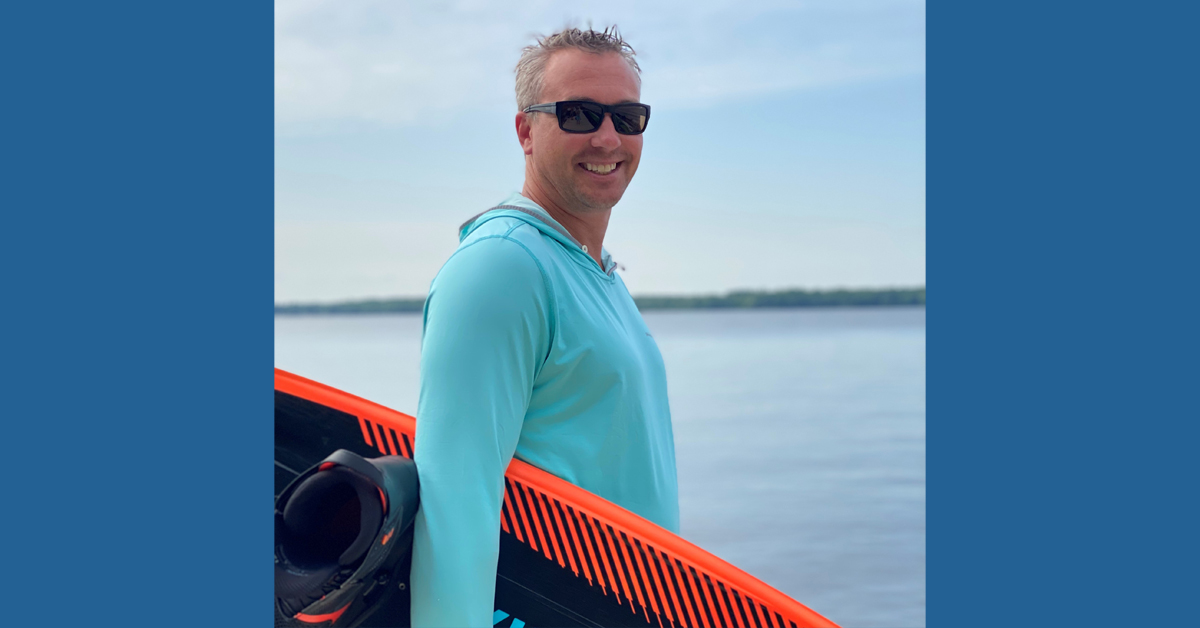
[458,193,617,275]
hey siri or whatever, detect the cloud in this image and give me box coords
[275,0,924,135]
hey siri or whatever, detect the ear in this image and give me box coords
[516,112,535,156]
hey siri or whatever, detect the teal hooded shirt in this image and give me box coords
[410,193,680,627]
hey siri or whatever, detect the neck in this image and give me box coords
[521,177,611,268]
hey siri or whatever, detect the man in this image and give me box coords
[410,27,678,627]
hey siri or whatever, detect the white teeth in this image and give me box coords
[584,163,617,174]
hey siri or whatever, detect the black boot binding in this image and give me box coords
[275,449,419,627]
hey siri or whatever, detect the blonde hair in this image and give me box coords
[515,26,641,111]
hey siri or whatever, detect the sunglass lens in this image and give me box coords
[611,105,649,135]
[558,102,604,132]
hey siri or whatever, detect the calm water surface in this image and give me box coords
[275,307,925,627]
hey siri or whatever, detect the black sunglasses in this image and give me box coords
[523,100,651,135]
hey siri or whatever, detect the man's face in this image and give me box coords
[520,49,643,212]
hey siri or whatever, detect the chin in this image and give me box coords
[584,182,631,207]
[577,191,625,212]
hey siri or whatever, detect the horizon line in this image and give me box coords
[275,285,926,307]
[276,286,926,313]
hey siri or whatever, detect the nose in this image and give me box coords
[589,114,621,151]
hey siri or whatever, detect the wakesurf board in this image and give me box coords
[275,368,837,628]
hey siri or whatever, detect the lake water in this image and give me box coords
[275,307,926,627]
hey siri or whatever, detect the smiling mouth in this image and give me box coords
[580,161,621,176]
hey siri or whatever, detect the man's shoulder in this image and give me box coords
[435,219,551,287]
[458,215,558,262]
[429,218,557,314]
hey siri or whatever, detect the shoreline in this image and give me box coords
[275,287,925,315]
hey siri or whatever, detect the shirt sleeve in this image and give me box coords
[409,235,552,627]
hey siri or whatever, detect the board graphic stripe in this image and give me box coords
[499,501,513,535]
[600,518,633,609]
[760,602,776,628]
[731,589,752,628]
[681,564,705,628]
[356,416,375,449]
[633,538,668,627]
[523,483,557,564]
[667,552,700,628]
[387,428,405,459]
[618,531,653,623]
[530,487,561,564]
[689,565,718,628]
[676,558,709,628]
[704,573,732,628]
[364,419,378,451]
[617,531,651,621]
[648,546,682,628]
[704,568,727,628]
[559,502,593,584]
[627,535,664,625]
[758,597,773,628]
[647,546,683,628]
[550,498,583,578]
[718,582,742,628]
[746,593,763,628]
[609,524,645,616]
[578,510,613,597]
[595,517,630,608]
[501,495,517,537]
[502,482,523,542]
[702,573,731,627]
[561,504,597,587]
[747,595,766,628]
[367,421,382,454]
[521,483,550,561]
[374,422,392,455]
[400,432,413,457]
[667,554,696,628]
[518,482,554,562]
[634,539,668,626]
[537,493,569,569]
[516,482,541,553]
[506,479,533,548]
[734,595,753,628]
[775,612,786,628]
[385,428,398,456]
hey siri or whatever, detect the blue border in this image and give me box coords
[8,1,1197,626]
[931,1,1196,626]
[6,3,272,625]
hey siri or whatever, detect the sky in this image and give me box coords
[275,0,925,303]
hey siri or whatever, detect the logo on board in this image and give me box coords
[492,609,525,628]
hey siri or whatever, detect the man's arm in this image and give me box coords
[410,235,552,627]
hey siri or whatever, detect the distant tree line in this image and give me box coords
[275,287,924,315]
[275,298,426,315]
[631,287,925,310]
